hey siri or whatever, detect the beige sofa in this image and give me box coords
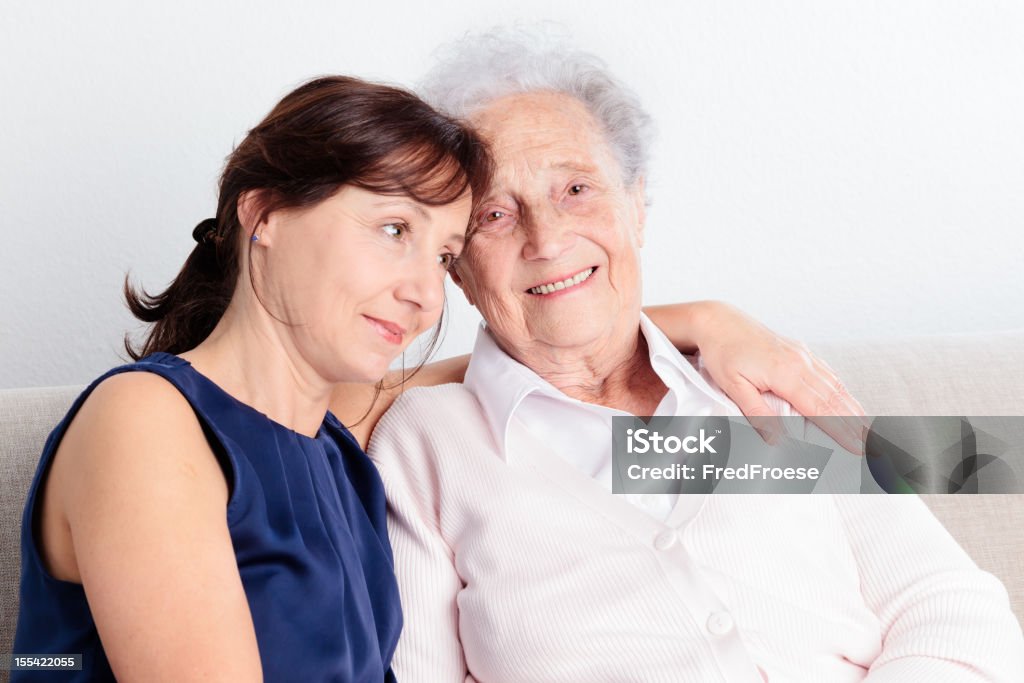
[1,332,1022,670]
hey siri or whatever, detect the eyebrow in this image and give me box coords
[549,160,600,174]
[482,159,600,198]
[371,199,429,220]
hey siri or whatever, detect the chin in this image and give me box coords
[326,354,394,385]
[551,306,616,333]
[359,359,395,384]
[534,319,612,350]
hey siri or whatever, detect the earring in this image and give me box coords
[251,234,260,242]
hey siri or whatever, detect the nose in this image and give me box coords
[394,253,445,314]
[521,207,576,261]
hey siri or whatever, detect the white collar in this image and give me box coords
[462,313,738,460]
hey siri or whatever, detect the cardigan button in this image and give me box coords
[706,611,735,635]
[653,529,678,550]
[639,493,659,509]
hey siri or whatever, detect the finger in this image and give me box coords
[709,334,869,453]
[809,365,870,454]
[747,414,788,447]
[727,380,787,446]
[740,364,865,453]
[797,378,868,455]
[785,355,855,414]
[785,352,866,420]
[731,341,869,454]
[808,356,867,418]
[806,414,867,456]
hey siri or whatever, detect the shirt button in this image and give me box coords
[706,611,735,636]
[653,529,677,551]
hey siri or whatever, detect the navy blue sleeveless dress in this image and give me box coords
[14,353,402,682]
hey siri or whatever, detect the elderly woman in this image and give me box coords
[368,33,1024,683]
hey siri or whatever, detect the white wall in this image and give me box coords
[2,1,1022,389]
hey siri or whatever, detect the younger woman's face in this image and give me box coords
[252,185,472,384]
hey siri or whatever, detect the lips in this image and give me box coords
[526,267,596,295]
[364,315,406,345]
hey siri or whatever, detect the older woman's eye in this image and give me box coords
[438,253,458,270]
[382,223,407,239]
[474,208,514,230]
[568,184,587,196]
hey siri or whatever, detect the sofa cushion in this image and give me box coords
[813,330,1024,416]
[1,332,1021,662]
[0,385,81,661]
[814,331,1024,623]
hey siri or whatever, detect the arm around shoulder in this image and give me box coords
[331,355,472,449]
[48,372,262,682]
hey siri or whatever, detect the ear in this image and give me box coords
[237,190,271,246]
[631,176,647,247]
[448,265,475,307]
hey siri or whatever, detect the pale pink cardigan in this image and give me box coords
[370,384,1024,682]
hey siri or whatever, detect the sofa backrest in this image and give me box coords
[815,331,1024,622]
[0,385,81,666]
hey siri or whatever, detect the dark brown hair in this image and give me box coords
[125,75,491,360]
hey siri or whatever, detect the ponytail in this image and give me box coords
[123,215,241,360]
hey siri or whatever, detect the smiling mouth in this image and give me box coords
[527,267,597,296]
[364,315,406,345]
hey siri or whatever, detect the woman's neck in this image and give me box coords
[504,325,668,416]
[179,299,333,438]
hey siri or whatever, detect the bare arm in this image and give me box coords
[330,356,470,448]
[47,373,262,682]
[334,301,867,451]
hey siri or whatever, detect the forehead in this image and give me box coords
[471,91,621,182]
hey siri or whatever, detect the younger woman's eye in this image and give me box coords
[382,223,407,239]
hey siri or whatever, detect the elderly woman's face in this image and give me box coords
[455,91,646,358]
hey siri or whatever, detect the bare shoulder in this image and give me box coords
[77,369,201,424]
[49,370,229,562]
[57,370,221,484]
[45,370,260,679]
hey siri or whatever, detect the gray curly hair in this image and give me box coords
[419,26,654,188]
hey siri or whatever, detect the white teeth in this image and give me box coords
[529,267,594,295]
